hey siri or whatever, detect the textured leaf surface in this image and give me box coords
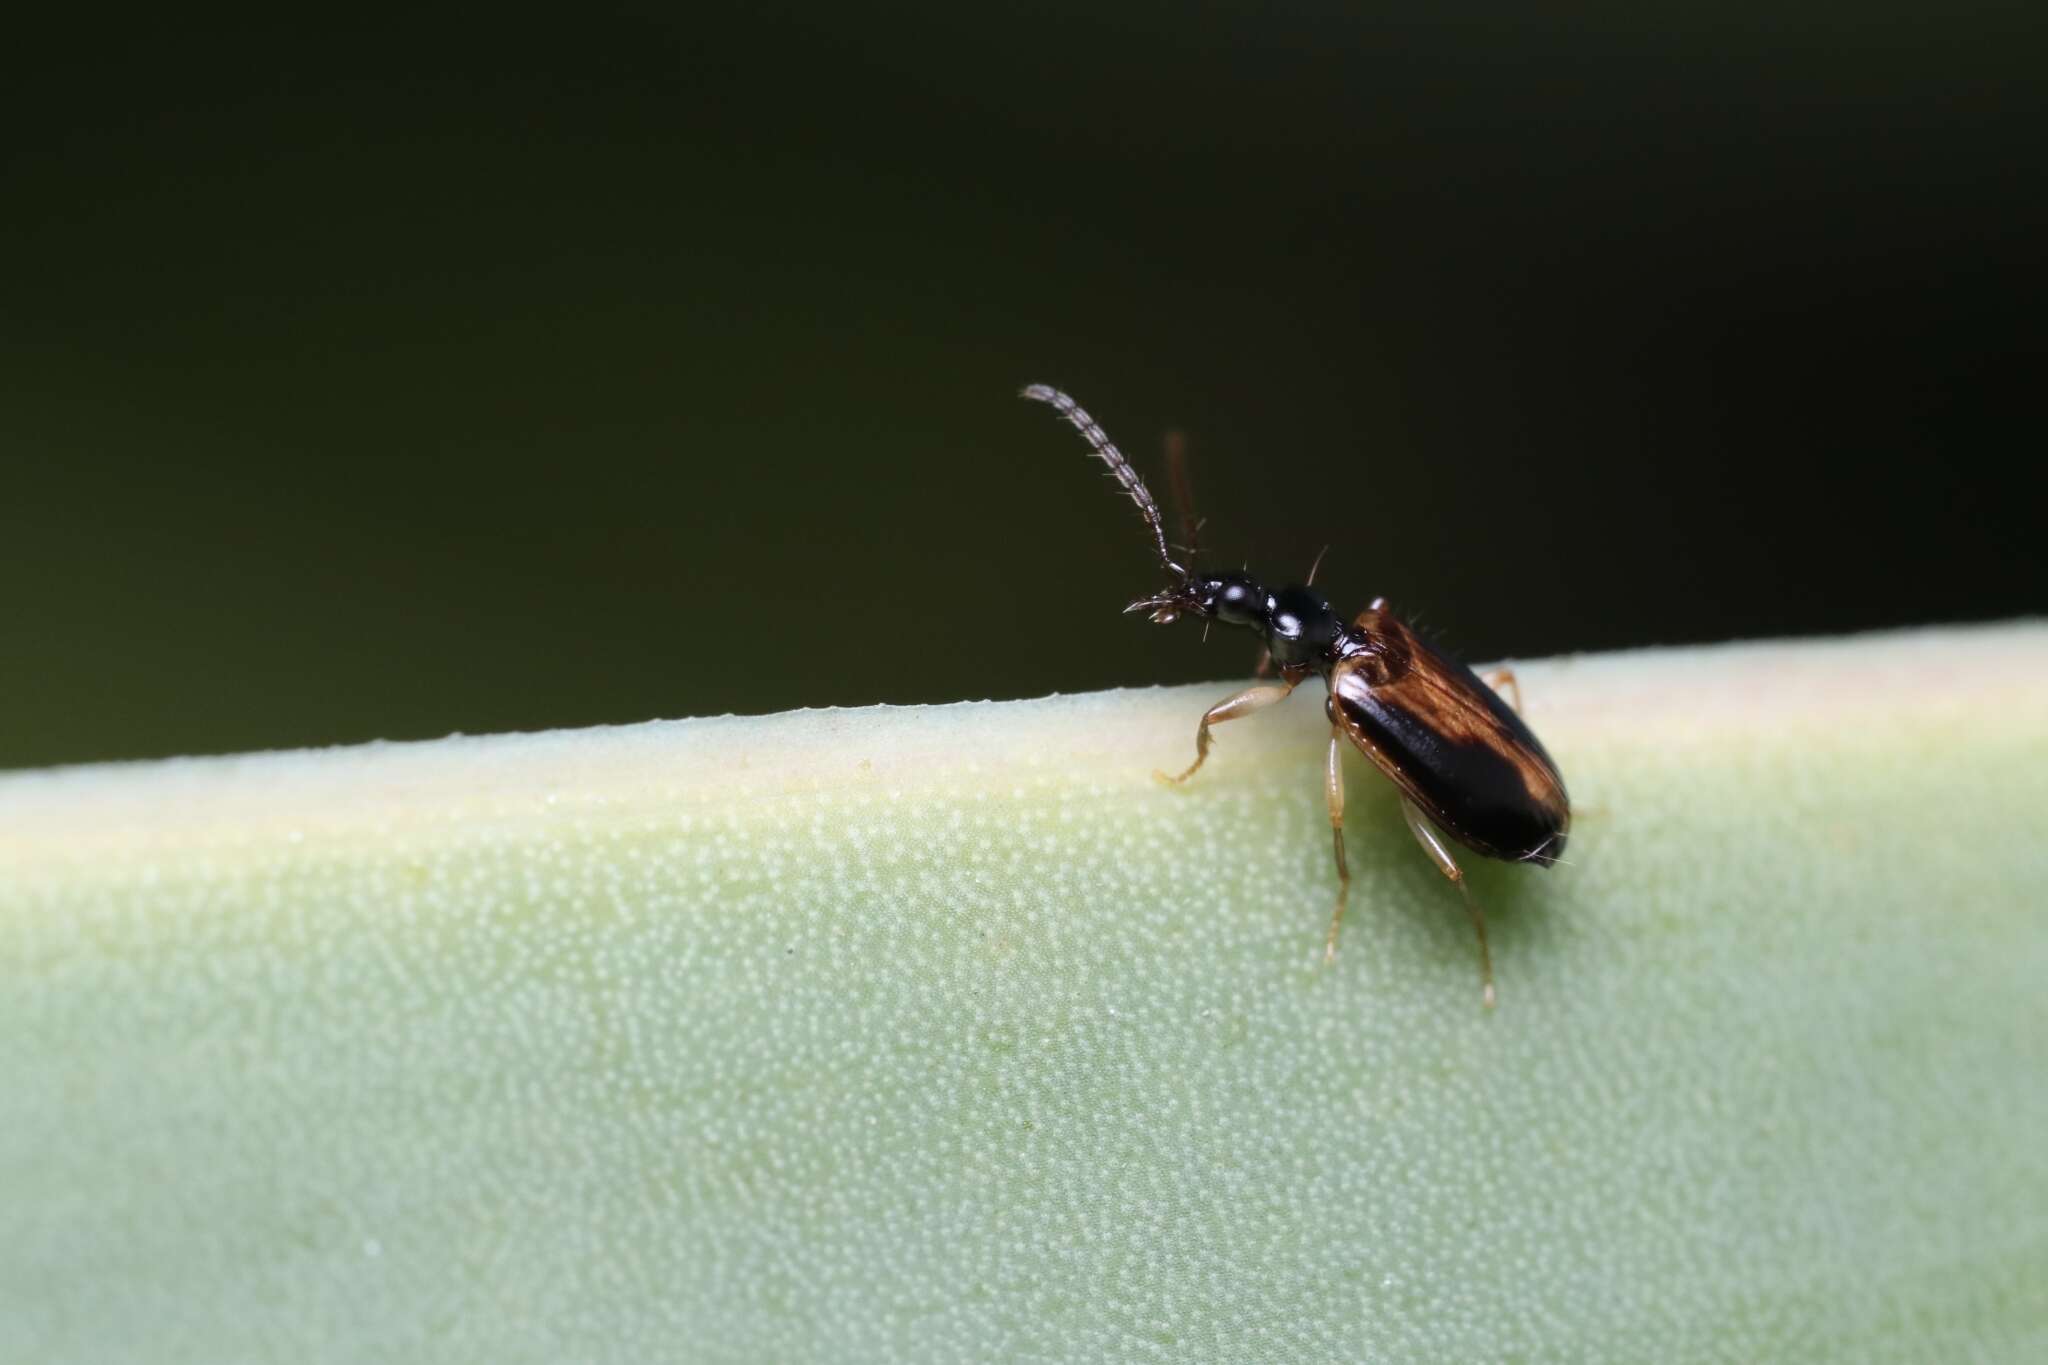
[3,625,2046,1361]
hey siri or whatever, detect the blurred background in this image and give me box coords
[5,5,2042,768]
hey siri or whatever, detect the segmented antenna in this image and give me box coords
[1021,384,1185,578]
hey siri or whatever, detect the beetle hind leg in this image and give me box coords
[1400,799,1497,1009]
[1481,667,1524,714]
[1157,680,1296,785]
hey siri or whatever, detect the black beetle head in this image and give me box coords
[1127,572,1268,630]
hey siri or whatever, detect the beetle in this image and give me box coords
[1022,383,1569,1006]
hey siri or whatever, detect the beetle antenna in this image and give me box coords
[1306,544,1330,587]
[1022,385,1185,579]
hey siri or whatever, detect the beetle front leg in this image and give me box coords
[1400,798,1497,1009]
[1322,728,1351,963]
[1157,679,1297,785]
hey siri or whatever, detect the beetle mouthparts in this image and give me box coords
[1125,593,1185,624]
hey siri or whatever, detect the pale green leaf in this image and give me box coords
[3,624,2045,1361]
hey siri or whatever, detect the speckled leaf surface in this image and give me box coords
[3,625,2046,1362]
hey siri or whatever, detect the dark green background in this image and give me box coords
[5,6,2042,768]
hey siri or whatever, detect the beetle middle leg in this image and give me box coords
[1157,679,1297,785]
[1400,798,1497,1009]
[1322,727,1351,963]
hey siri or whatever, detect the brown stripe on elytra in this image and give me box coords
[1344,606,1565,812]
[1332,680,1567,860]
[1330,613,1569,862]
[1367,685,1562,811]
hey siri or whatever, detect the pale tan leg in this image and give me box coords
[1481,667,1524,714]
[1401,798,1497,1009]
[1322,730,1351,963]
[1157,680,1296,784]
